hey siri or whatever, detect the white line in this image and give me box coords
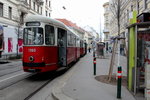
[0,72,26,83]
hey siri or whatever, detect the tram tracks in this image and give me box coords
[0,69,67,100]
[24,77,54,100]
[24,70,67,100]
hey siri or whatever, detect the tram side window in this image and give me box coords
[67,33,74,46]
[45,25,55,45]
[80,40,83,47]
[76,38,80,47]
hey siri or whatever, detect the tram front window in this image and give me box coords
[24,27,43,45]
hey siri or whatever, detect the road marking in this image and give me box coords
[0,72,26,83]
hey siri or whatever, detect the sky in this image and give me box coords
[51,0,109,34]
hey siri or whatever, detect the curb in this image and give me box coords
[51,67,76,100]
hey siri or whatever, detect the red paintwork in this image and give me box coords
[67,47,76,64]
[23,45,86,73]
[80,47,84,57]
[76,47,80,59]
[23,46,58,72]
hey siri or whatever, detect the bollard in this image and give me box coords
[117,66,122,99]
[93,57,96,75]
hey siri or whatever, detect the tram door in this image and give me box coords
[58,28,67,67]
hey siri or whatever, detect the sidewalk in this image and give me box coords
[52,53,136,100]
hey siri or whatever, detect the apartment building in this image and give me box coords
[108,0,150,36]
[103,2,110,44]
[109,0,132,37]
[0,0,52,57]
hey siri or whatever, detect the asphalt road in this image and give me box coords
[0,60,68,100]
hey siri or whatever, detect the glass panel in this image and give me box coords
[0,3,3,17]
[68,33,74,46]
[45,25,55,45]
[23,27,43,45]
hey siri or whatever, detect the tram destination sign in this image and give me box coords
[26,22,40,26]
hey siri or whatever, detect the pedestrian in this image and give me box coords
[96,43,100,58]
[88,47,91,53]
[120,47,124,55]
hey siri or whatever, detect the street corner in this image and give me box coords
[95,75,127,87]
[51,66,77,100]
[51,86,73,100]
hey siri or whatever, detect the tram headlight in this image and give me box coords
[42,57,44,61]
[29,56,34,62]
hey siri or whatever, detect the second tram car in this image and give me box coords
[23,15,85,73]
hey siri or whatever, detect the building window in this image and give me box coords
[41,7,42,15]
[33,2,35,10]
[137,1,139,14]
[105,34,108,39]
[46,11,47,16]
[49,1,51,7]
[0,3,3,17]
[20,12,25,25]
[127,9,129,22]
[144,0,147,9]
[25,0,28,4]
[37,5,39,13]
[29,0,31,8]
[8,7,12,19]
[46,0,48,5]
[131,5,133,11]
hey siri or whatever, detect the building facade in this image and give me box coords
[0,0,52,57]
[103,2,110,42]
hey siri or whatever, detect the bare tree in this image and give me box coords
[108,0,124,82]
[109,0,124,35]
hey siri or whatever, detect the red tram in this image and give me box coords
[23,15,86,73]
[0,25,3,58]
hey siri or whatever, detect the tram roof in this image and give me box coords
[24,15,80,38]
[24,15,67,29]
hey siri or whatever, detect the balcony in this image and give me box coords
[34,0,44,5]
[17,0,30,14]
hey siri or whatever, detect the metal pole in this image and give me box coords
[134,25,138,95]
[117,66,122,99]
[117,38,122,99]
[117,39,120,67]
[93,57,96,75]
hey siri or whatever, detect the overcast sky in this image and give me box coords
[51,0,109,34]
